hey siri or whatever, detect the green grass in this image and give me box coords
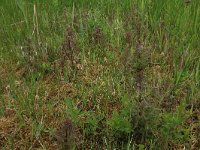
[0,0,200,149]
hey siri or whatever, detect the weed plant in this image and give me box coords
[0,0,199,149]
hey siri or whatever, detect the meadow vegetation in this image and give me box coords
[0,0,200,149]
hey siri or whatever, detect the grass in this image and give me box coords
[0,0,200,149]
